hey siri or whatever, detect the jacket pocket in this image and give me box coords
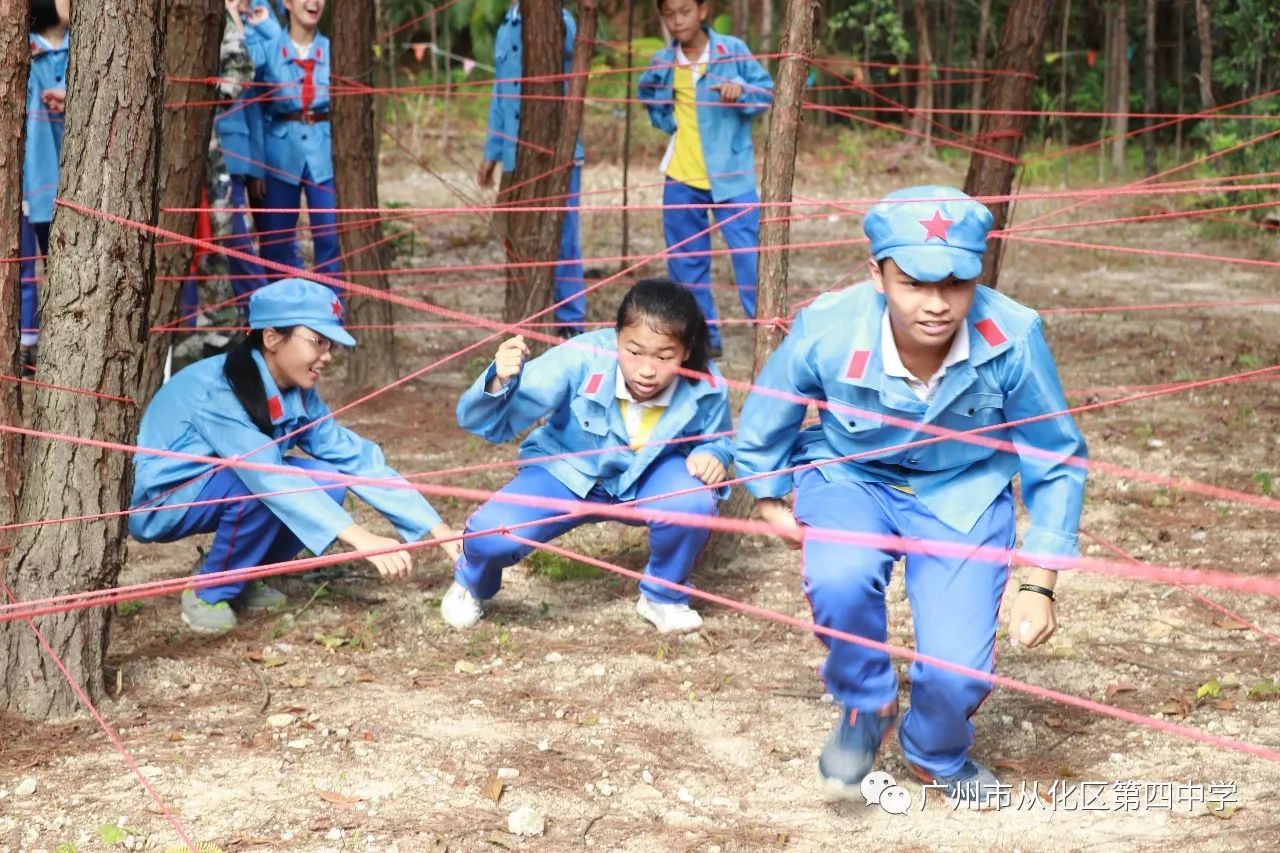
[569,395,611,437]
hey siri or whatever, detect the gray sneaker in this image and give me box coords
[181,589,237,635]
[237,580,287,612]
[912,758,1005,809]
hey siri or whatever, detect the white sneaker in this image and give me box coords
[636,596,703,634]
[441,581,486,629]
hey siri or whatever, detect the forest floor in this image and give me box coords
[2,130,1279,852]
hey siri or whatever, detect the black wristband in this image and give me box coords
[1018,583,1056,602]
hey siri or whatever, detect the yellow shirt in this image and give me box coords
[618,401,667,451]
[665,62,711,190]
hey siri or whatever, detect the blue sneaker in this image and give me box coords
[909,758,1004,809]
[818,700,898,797]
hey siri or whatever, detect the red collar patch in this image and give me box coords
[715,43,726,55]
[974,318,1007,347]
[843,349,870,381]
[267,395,284,421]
[582,372,604,395]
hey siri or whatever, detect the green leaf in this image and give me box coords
[1196,678,1222,700]
[98,824,129,844]
[54,844,77,853]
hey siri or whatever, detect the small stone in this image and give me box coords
[544,652,563,663]
[508,805,545,837]
[14,778,36,797]
[267,713,295,728]
[497,768,520,780]
[455,660,478,675]
[537,740,550,752]
[677,786,694,804]
[628,783,662,802]
[597,782,614,797]
[589,663,606,677]
[1020,720,1034,733]
[286,738,312,749]
[641,769,654,785]
[325,826,343,841]
[1191,531,1207,541]
[1000,715,1014,726]
[1146,438,1165,449]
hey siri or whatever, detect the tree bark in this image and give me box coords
[962,0,1058,290]
[138,0,222,400]
[1192,0,1214,110]
[500,0,596,335]
[333,0,399,389]
[1109,0,1129,175]
[1142,0,1156,176]
[0,0,30,532]
[969,0,992,141]
[703,0,814,568]
[909,0,934,147]
[0,0,166,719]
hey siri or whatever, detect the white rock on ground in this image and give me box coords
[508,805,546,837]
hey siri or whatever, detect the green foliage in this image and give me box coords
[525,549,602,581]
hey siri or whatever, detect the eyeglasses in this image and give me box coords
[294,332,340,354]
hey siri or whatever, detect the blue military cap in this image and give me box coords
[863,185,995,282]
[247,278,357,347]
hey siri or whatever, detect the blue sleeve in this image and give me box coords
[691,388,735,468]
[734,314,821,499]
[456,347,576,444]
[638,59,676,135]
[727,52,774,116]
[245,15,281,68]
[244,97,265,178]
[297,395,445,543]
[190,406,356,556]
[1001,321,1088,560]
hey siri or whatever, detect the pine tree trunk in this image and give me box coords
[909,0,934,147]
[1109,0,1129,175]
[703,0,814,568]
[333,0,399,389]
[1193,0,1214,110]
[0,0,166,720]
[138,0,223,400]
[501,0,596,335]
[0,0,30,531]
[962,0,1059,290]
[969,0,992,140]
[1142,0,1156,176]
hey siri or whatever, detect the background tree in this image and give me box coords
[0,0,167,719]
[334,0,401,389]
[138,0,224,399]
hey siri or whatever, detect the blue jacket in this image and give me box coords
[246,16,332,185]
[735,283,1087,559]
[130,351,443,556]
[637,28,774,202]
[457,329,734,501]
[23,32,70,224]
[483,4,584,173]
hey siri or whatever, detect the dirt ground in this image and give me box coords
[2,134,1279,852]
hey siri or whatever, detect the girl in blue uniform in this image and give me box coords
[735,186,1088,807]
[130,279,461,635]
[638,0,773,356]
[19,0,71,372]
[244,0,341,279]
[444,279,733,634]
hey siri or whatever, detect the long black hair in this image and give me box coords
[30,0,62,32]
[223,327,296,435]
[615,277,711,377]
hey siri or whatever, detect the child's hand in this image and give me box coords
[247,4,270,25]
[710,82,743,103]
[488,335,529,391]
[476,160,499,189]
[756,498,802,549]
[340,525,414,579]
[41,88,66,113]
[429,522,463,563]
[1007,587,1058,649]
[685,453,726,485]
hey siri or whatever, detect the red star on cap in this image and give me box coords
[920,209,954,242]
[331,298,342,317]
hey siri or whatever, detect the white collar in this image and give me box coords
[615,364,677,408]
[880,310,969,388]
[674,39,710,69]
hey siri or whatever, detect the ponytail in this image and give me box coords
[222,327,296,435]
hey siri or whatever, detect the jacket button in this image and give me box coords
[968,408,976,415]
[906,458,918,465]
[847,421,856,429]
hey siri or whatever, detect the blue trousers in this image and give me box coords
[552,164,586,331]
[662,180,761,348]
[455,455,714,604]
[18,217,49,347]
[156,457,347,604]
[260,165,341,282]
[794,470,1015,777]
[225,175,268,298]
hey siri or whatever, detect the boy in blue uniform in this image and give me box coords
[735,186,1087,806]
[245,0,341,279]
[131,279,461,635]
[444,279,732,634]
[638,0,773,356]
[19,0,71,372]
[478,1,587,337]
